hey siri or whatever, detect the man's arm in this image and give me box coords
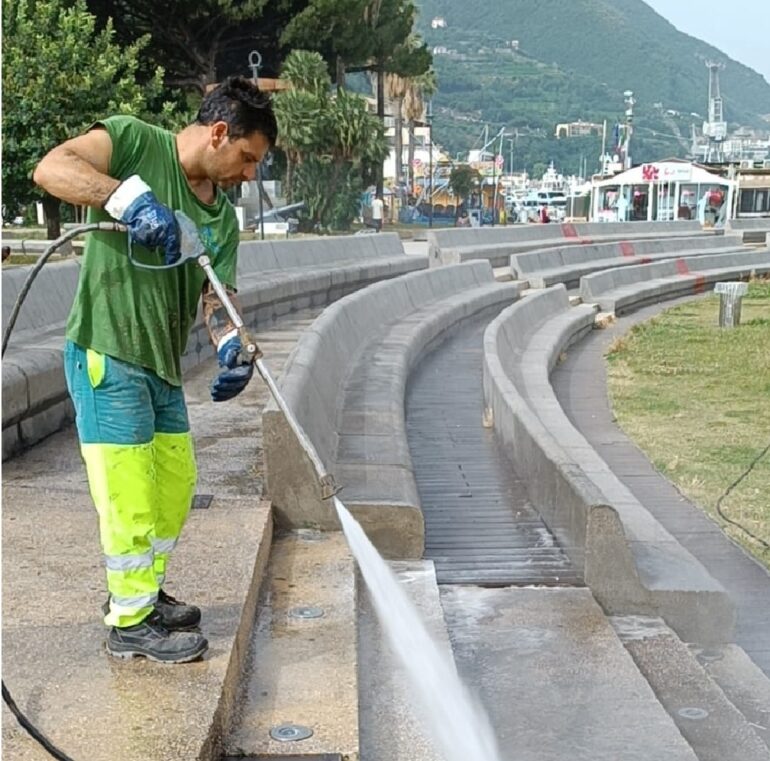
[32,128,119,207]
[202,281,242,348]
[34,126,182,264]
[203,281,258,403]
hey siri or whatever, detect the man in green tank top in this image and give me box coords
[33,77,277,663]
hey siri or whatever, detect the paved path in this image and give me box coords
[551,298,770,675]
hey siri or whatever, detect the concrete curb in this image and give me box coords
[2,235,426,459]
[482,285,735,643]
[579,249,770,314]
[263,261,524,558]
[510,234,745,288]
[428,220,710,268]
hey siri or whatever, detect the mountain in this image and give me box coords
[415,0,770,173]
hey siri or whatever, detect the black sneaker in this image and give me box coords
[102,589,201,631]
[106,610,208,663]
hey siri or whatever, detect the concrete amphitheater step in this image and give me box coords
[440,586,700,761]
[223,531,358,760]
[1,488,273,761]
[358,560,451,761]
[611,616,770,761]
[689,644,770,752]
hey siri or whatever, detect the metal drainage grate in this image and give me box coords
[192,493,214,510]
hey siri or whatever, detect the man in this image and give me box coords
[33,77,277,663]
[370,194,384,232]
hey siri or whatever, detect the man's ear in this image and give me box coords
[211,121,230,147]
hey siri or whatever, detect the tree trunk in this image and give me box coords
[407,120,415,196]
[285,156,294,204]
[336,56,346,90]
[42,194,61,240]
[394,96,404,190]
[376,65,385,198]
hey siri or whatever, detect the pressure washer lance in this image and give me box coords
[143,212,342,501]
[2,211,340,761]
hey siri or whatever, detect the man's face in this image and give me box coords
[206,123,272,188]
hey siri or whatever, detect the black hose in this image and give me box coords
[2,222,123,356]
[1,222,123,760]
[2,681,76,761]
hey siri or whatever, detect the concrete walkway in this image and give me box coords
[551,297,770,676]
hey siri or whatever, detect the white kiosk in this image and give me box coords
[591,160,736,225]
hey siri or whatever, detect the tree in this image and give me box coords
[403,68,437,193]
[87,0,269,92]
[385,73,410,187]
[449,164,481,219]
[281,0,372,88]
[2,0,178,237]
[352,0,432,195]
[274,50,388,231]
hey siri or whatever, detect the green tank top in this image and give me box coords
[66,115,239,386]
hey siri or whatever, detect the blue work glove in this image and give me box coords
[211,334,254,402]
[104,174,181,265]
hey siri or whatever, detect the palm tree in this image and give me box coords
[402,68,437,196]
[384,73,409,188]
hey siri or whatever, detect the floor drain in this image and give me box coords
[678,707,709,720]
[270,723,314,742]
[289,606,325,619]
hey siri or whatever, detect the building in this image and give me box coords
[555,121,603,139]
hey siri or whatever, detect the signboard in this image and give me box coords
[641,163,692,182]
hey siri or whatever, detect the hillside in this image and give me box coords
[415,0,770,172]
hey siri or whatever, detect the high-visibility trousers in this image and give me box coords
[64,341,197,628]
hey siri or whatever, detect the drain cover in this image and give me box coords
[270,724,314,742]
[289,606,325,619]
[678,707,709,720]
[191,494,213,509]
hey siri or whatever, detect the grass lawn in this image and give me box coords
[606,280,770,569]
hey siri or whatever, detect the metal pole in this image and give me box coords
[428,100,434,229]
[257,163,265,241]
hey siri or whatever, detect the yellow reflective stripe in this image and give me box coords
[105,551,154,571]
[85,348,106,388]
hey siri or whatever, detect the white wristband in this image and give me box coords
[217,329,239,351]
[104,174,152,220]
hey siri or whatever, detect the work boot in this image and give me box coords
[155,589,202,630]
[106,610,208,663]
[103,589,201,631]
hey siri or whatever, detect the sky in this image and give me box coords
[643,0,770,84]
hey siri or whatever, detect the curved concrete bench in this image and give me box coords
[1,234,425,459]
[428,220,708,268]
[579,249,770,314]
[483,285,735,643]
[727,218,770,244]
[511,234,745,288]
[263,261,524,558]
